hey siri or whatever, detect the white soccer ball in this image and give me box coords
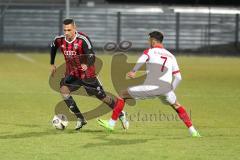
[52,114,68,130]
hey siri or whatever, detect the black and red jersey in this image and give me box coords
[50,32,96,79]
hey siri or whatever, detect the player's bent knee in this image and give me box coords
[120,90,131,99]
[165,91,177,105]
[60,86,70,93]
[60,86,71,99]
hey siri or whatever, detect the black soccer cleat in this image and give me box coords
[75,118,87,130]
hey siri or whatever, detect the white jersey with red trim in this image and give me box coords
[133,44,180,85]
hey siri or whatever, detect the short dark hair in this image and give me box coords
[149,31,164,42]
[63,18,75,25]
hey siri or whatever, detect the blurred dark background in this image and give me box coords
[107,0,240,6]
[1,0,240,6]
[0,0,240,55]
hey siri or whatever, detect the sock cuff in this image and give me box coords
[62,94,71,100]
[109,98,115,109]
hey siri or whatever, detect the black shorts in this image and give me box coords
[60,75,106,99]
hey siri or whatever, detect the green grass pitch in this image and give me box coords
[0,52,240,160]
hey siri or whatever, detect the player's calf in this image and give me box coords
[62,94,85,120]
[165,92,201,137]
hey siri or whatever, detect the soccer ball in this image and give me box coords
[52,114,68,130]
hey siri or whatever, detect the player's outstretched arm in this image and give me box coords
[127,53,149,78]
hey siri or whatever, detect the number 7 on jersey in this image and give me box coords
[160,56,167,72]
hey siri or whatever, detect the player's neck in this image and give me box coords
[66,33,77,42]
[67,34,76,41]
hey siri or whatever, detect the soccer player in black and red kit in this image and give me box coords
[50,19,129,130]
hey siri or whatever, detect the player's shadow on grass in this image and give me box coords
[83,135,155,148]
[0,128,122,140]
[0,129,83,139]
[0,131,54,139]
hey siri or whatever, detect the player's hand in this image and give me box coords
[50,65,57,77]
[127,71,136,78]
[81,64,88,71]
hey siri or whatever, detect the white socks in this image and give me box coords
[109,119,116,128]
[189,126,197,134]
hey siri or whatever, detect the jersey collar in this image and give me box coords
[153,44,164,48]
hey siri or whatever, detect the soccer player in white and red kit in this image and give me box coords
[98,31,201,137]
[50,19,129,130]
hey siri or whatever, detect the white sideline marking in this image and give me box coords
[15,53,48,69]
[16,53,36,63]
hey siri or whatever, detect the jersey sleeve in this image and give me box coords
[50,37,61,65]
[81,36,95,66]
